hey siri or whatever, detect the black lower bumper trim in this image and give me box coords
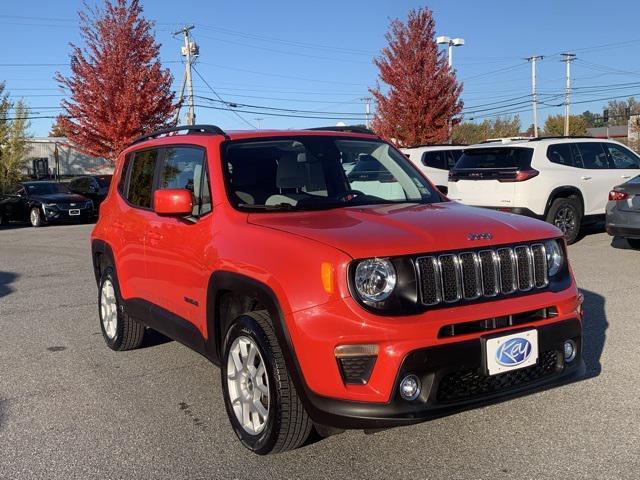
[306,319,583,429]
[605,225,640,238]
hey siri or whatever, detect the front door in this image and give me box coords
[144,146,214,335]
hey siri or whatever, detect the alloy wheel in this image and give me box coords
[100,279,118,339]
[554,206,576,237]
[226,335,270,435]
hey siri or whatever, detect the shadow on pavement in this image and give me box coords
[139,328,173,349]
[580,288,607,378]
[0,271,19,298]
[610,236,640,251]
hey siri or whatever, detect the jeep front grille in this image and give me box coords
[415,243,548,306]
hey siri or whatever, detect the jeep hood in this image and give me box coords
[247,202,561,258]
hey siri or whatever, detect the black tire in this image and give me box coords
[98,266,145,351]
[221,310,312,455]
[546,196,582,245]
[30,207,44,228]
[627,238,640,250]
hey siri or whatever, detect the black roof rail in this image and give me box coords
[404,143,468,148]
[528,135,594,141]
[306,125,376,135]
[131,124,228,145]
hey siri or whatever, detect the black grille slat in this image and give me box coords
[436,350,560,403]
[531,244,548,288]
[416,243,549,307]
[439,254,461,302]
[497,248,517,294]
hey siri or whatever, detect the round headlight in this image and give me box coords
[544,239,564,276]
[354,258,397,303]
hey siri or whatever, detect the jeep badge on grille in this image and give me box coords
[467,232,493,241]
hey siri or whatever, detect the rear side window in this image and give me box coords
[159,146,211,216]
[455,148,533,169]
[573,143,609,169]
[127,149,159,209]
[547,144,575,167]
[422,151,447,169]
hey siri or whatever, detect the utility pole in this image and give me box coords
[361,97,372,128]
[527,55,543,137]
[561,53,576,136]
[174,25,198,125]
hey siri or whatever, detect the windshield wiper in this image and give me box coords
[237,203,296,210]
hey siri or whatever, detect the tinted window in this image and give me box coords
[573,143,609,169]
[117,154,132,195]
[448,150,463,168]
[127,149,158,208]
[159,147,210,216]
[605,143,640,169]
[547,144,574,167]
[455,148,533,169]
[96,176,112,187]
[422,151,447,169]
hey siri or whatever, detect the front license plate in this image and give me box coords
[69,209,81,216]
[485,329,538,376]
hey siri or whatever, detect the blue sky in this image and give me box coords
[2,0,640,136]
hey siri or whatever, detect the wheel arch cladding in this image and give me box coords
[546,186,584,215]
[91,239,115,286]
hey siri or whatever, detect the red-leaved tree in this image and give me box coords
[370,7,463,146]
[56,0,176,163]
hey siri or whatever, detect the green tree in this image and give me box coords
[581,110,603,128]
[452,115,521,144]
[543,114,587,136]
[605,97,640,125]
[0,85,31,193]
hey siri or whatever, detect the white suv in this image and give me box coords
[401,145,466,194]
[447,137,640,243]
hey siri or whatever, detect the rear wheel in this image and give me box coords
[546,197,582,245]
[221,310,312,455]
[98,266,145,351]
[30,207,44,227]
[627,238,640,249]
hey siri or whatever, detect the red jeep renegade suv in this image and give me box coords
[91,125,585,454]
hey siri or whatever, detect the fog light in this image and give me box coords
[563,340,577,363]
[399,374,421,401]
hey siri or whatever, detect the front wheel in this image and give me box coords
[30,207,44,227]
[546,197,582,245]
[221,311,312,455]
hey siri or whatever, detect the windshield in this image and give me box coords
[96,176,112,187]
[24,182,70,195]
[223,136,442,211]
[455,147,534,170]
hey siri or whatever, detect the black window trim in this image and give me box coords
[119,146,162,212]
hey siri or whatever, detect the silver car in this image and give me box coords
[606,175,640,249]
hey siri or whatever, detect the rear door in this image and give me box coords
[572,142,619,215]
[420,150,449,187]
[448,147,533,207]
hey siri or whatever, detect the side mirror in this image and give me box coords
[153,189,193,216]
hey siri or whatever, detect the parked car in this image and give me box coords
[447,137,640,244]
[0,181,94,227]
[606,175,640,249]
[401,144,466,194]
[91,124,584,455]
[67,175,112,209]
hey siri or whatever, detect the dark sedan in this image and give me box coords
[67,175,112,207]
[0,181,94,227]
[606,175,640,249]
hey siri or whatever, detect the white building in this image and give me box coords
[23,137,113,178]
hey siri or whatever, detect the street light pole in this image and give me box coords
[436,36,465,143]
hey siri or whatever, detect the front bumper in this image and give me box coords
[302,318,583,429]
[43,207,94,223]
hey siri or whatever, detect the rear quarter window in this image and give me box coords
[455,147,534,169]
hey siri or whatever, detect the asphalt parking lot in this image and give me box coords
[0,223,639,479]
